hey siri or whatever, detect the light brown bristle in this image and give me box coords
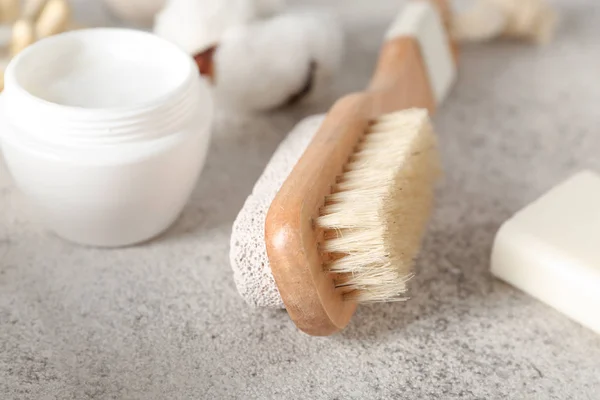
[316,108,440,303]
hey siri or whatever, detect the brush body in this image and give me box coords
[231,0,456,335]
[265,40,439,335]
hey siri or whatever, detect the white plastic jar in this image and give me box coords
[0,28,213,247]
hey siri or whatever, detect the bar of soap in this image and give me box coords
[491,171,600,334]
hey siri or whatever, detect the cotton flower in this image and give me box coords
[451,0,557,44]
[154,0,257,54]
[154,0,344,111]
[212,11,344,111]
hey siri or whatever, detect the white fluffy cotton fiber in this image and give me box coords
[213,11,344,111]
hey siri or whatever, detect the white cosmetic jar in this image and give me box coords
[0,28,213,247]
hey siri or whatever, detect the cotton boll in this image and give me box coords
[213,12,344,111]
[451,0,507,42]
[488,0,557,44]
[213,19,310,111]
[289,10,344,103]
[451,0,556,44]
[154,0,257,55]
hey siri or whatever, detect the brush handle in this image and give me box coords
[266,2,456,337]
[368,37,437,113]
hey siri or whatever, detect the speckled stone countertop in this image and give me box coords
[1,0,600,399]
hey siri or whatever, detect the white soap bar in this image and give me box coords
[491,171,600,334]
[386,1,456,104]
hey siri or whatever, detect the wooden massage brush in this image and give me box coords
[263,0,459,336]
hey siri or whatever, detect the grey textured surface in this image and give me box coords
[2,0,600,399]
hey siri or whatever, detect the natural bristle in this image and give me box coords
[316,108,440,303]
